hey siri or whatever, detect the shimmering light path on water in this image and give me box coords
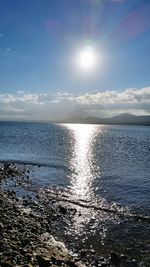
[64,123,97,201]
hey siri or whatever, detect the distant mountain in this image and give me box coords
[64,113,150,125]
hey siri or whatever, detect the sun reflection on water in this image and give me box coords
[63,124,109,238]
[64,123,98,201]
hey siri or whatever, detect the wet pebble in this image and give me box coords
[110,252,120,265]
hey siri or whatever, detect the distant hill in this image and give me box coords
[64,113,150,125]
[1,113,150,125]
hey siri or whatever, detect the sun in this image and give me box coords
[76,46,98,71]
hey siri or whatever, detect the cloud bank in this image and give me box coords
[0,86,150,121]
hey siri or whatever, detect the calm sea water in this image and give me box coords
[0,122,149,211]
[0,121,150,261]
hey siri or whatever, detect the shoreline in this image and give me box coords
[0,163,148,267]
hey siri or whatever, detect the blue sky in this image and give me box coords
[0,0,150,120]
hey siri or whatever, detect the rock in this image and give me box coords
[75,261,87,267]
[4,163,9,170]
[59,205,67,215]
[101,261,110,267]
[90,249,96,254]
[51,256,56,264]
[70,208,77,215]
[26,253,32,261]
[95,259,102,267]
[0,222,4,231]
[120,254,127,261]
[125,260,138,267]
[110,252,120,265]
[36,255,50,267]
[1,261,14,267]
[56,259,63,266]
[80,249,87,257]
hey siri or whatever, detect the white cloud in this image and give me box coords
[0,86,149,121]
[70,87,150,105]
[17,90,25,94]
[0,93,47,105]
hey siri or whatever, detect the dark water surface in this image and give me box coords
[0,121,150,263]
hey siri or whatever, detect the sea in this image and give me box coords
[0,121,150,263]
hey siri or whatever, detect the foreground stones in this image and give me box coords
[0,188,86,267]
[0,164,142,266]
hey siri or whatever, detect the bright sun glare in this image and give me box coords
[77,46,98,71]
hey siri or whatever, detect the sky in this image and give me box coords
[0,0,150,121]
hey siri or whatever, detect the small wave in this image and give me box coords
[0,160,69,171]
[40,187,150,224]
